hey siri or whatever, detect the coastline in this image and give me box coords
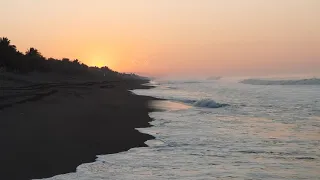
[0,77,157,180]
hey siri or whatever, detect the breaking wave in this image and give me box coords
[171,98,229,108]
[192,99,229,108]
[240,78,320,85]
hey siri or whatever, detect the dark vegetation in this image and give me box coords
[0,37,144,79]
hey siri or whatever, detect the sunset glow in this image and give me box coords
[1,0,319,77]
[1,2,320,179]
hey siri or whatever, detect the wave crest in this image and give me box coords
[192,99,229,108]
[174,98,229,108]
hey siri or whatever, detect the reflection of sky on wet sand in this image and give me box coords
[149,100,190,111]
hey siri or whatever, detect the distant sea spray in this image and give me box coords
[240,78,320,85]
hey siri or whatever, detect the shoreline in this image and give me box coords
[0,77,157,180]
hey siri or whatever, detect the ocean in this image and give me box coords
[43,77,320,180]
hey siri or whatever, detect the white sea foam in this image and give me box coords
[40,79,320,180]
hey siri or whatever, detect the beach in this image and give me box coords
[0,74,156,180]
[36,79,319,180]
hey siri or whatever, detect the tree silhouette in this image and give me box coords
[73,59,80,65]
[0,37,19,70]
[25,48,43,58]
[0,37,16,51]
[0,37,143,79]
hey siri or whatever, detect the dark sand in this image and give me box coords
[0,77,156,180]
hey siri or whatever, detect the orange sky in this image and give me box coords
[1,0,319,77]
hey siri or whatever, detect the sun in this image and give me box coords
[84,50,117,69]
[90,55,108,67]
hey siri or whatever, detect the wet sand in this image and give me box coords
[0,77,156,180]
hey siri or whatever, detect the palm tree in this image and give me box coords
[0,37,10,47]
[24,47,46,72]
[0,37,18,68]
[25,47,43,58]
[0,37,16,50]
[0,37,17,56]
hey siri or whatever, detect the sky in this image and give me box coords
[1,0,319,77]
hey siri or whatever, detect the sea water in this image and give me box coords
[42,78,320,180]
